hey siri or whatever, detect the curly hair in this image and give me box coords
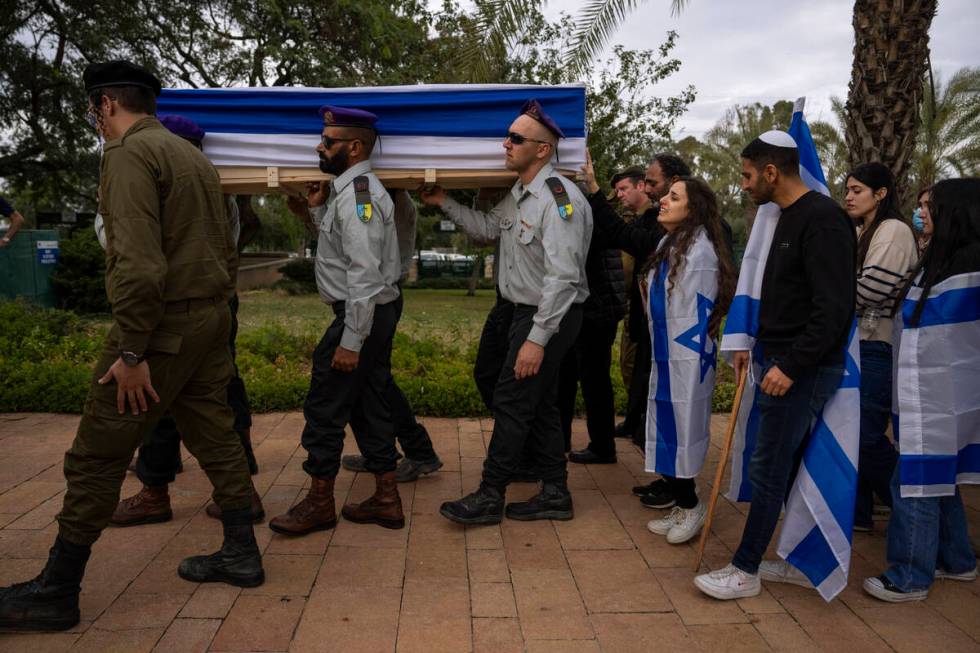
[639,177,737,338]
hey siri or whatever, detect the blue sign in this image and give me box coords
[36,240,59,265]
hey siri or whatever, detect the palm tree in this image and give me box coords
[844,0,937,204]
[911,66,980,187]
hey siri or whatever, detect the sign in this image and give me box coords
[36,240,59,265]
[439,220,457,232]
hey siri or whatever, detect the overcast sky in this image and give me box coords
[540,0,980,138]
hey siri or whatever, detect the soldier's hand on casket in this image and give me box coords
[286,195,310,219]
[581,149,600,195]
[419,185,446,207]
[306,181,328,207]
[98,358,160,416]
[331,346,359,373]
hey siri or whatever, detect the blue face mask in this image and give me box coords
[912,208,925,232]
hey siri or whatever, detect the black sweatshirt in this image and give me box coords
[757,190,856,380]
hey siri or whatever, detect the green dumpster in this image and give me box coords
[0,229,60,308]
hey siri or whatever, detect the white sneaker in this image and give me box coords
[694,564,761,600]
[758,560,813,588]
[666,501,707,544]
[863,575,928,603]
[647,506,684,535]
[935,567,978,582]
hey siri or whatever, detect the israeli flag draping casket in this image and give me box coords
[156,84,587,190]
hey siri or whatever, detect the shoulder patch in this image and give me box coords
[546,177,574,221]
[353,175,373,222]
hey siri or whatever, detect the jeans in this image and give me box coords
[883,466,976,591]
[732,360,843,574]
[855,340,898,527]
[558,317,620,456]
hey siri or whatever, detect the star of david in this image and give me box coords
[673,293,717,383]
[838,341,861,389]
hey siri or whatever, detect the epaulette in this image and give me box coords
[353,176,373,222]
[546,177,573,220]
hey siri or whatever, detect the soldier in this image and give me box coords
[270,105,405,535]
[420,99,592,524]
[0,61,263,633]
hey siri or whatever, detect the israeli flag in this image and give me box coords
[720,98,861,601]
[895,271,980,498]
[645,228,719,478]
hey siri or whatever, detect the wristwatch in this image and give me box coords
[120,351,142,367]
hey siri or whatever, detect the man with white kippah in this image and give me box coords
[694,131,855,600]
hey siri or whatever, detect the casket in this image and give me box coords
[156,84,587,193]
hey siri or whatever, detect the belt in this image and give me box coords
[164,296,221,314]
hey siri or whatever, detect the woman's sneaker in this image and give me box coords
[934,567,978,582]
[647,506,684,535]
[694,564,761,600]
[863,575,928,602]
[666,502,707,544]
[758,560,813,587]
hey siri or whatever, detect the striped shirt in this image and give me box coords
[856,219,918,343]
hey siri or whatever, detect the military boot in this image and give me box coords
[505,481,574,521]
[110,484,173,526]
[341,472,405,529]
[439,484,504,525]
[178,508,264,588]
[268,477,336,535]
[205,482,266,523]
[0,536,90,631]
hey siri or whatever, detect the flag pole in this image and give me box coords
[693,366,748,572]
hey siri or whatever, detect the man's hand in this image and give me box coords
[580,148,600,195]
[98,358,160,416]
[418,185,447,207]
[760,365,794,397]
[514,341,545,380]
[331,346,359,372]
[732,350,750,383]
[285,195,310,219]
[0,237,9,248]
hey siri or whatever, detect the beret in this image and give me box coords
[159,114,205,142]
[318,105,379,131]
[83,60,162,96]
[520,99,565,140]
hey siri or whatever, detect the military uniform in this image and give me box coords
[442,162,592,491]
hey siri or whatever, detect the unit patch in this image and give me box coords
[353,176,373,222]
[546,177,573,220]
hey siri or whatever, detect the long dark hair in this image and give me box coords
[847,162,910,265]
[639,177,736,338]
[904,177,980,325]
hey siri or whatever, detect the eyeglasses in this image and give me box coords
[321,135,357,149]
[505,131,550,146]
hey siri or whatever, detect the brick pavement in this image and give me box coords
[0,412,977,653]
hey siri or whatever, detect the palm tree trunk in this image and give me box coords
[844,0,937,203]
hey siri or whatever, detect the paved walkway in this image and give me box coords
[0,412,977,653]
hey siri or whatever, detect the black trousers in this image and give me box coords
[664,476,698,509]
[301,299,399,478]
[482,304,583,490]
[388,291,437,462]
[473,295,516,410]
[136,294,255,487]
[558,317,619,456]
[626,332,651,449]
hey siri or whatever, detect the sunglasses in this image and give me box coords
[506,131,550,146]
[321,135,357,149]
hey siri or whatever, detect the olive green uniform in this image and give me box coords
[57,117,252,546]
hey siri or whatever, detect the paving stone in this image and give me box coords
[405,544,468,580]
[242,553,320,597]
[315,544,405,588]
[0,632,80,653]
[925,578,980,641]
[769,584,893,653]
[467,549,511,583]
[854,603,979,653]
[209,595,305,651]
[688,623,773,652]
[590,613,696,652]
[553,490,633,551]
[525,640,601,653]
[471,581,517,617]
[178,584,241,619]
[0,481,65,514]
[501,520,568,571]
[566,549,671,613]
[93,592,188,631]
[750,613,822,652]
[151,617,221,653]
[69,627,165,653]
[511,568,593,640]
[465,523,503,550]
[290,585,400,653]
[472,617,523,653]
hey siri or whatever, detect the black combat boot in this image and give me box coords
[178,507,264,588]
[505,481,574,521]
[0,536,90,631]
[439,484,504,525]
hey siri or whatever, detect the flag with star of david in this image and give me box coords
[719,98,861,602]
[643,227,719,479]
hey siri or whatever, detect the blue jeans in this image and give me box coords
[883,466,976,591]
[855,340,898,527]
[732,360,843,574]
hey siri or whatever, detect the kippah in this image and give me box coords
[758,130,797,148]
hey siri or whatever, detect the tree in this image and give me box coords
[844,0,937,205]
[911,65,980,187]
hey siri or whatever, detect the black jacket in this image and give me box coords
[582,238,627,325]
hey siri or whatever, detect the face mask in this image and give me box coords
[912,208,924,232]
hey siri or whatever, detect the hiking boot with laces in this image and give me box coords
[440,485,504,525]
[269,477,336,535]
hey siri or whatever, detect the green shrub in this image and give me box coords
[49,228,110,314]
[407,276,496,291]
[277,258,317,294]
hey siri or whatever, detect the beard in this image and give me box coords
[318,146,350,176]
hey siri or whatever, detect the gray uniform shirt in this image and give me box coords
[442,163,592,346]
[310,160,401,352]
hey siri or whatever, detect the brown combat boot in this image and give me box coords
[341,472,405,529]
[268,477,336,535]
[205,483,266,523]
[110,485,172,527]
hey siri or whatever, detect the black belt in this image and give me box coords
[164,296,221,314]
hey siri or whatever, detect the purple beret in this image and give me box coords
[318,105,379,130]
[520,99,565,140]
[159,114,205,142]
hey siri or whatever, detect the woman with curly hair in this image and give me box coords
[592,176,736,543]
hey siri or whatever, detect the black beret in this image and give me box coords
[83,60,162,97]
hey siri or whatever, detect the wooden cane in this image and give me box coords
[692,366,748,572]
